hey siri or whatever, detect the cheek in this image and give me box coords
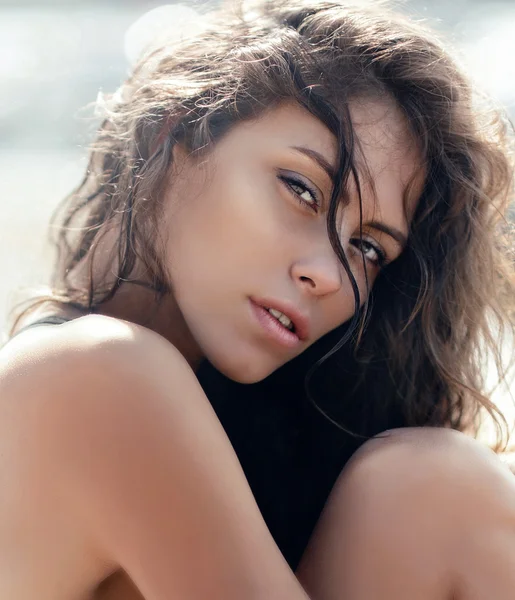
[161,165,284,286]
[204,171,287,258]
[321,264,378,332]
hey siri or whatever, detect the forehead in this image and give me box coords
[347,98,425,221]
[211,99,424,219]
[217,101,337,159]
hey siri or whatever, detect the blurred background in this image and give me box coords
[1,0,514,421]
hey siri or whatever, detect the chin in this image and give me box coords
[207,350,282,384]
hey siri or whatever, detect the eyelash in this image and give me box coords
[278,173,320,212]
[278,173,388,268]
[350,238,387,268]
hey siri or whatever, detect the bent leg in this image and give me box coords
[296,428,515,599]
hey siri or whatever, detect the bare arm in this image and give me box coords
[1,316,310,600]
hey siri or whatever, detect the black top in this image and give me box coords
[13,316,384,569]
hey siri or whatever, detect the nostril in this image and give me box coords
[299,275,316,288]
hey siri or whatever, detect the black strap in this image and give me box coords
[13,315,72,337]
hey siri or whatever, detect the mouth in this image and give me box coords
[249,297,310,349]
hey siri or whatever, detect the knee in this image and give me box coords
[299,429,515,597]
[332,427,515,536]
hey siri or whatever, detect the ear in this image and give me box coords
[171,141,191,165]
[171,141,212,180]
[167,141,197,183]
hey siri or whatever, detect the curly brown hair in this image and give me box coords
[11,0,515,447]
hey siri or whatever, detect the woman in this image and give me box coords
[2,0,515,598]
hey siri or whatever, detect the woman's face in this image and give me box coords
[161,99,423,382]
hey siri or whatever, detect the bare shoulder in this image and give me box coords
[0,314,218,469]
[0,312,219,496]
[1,314,192,384]
[0,313,227,540]
[0,312,214,474]
[0,314,205,417]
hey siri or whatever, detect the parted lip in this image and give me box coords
[250,296,310,341]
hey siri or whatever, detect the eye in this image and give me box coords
[278,173,320,212]
[350,238,387,268]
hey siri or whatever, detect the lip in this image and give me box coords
[250,296,310,342]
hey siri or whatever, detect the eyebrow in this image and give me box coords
[291,145,409,248]
[291,145,336,183]
[366,221,408,248]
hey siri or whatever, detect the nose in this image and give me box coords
[290,253,343,297]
